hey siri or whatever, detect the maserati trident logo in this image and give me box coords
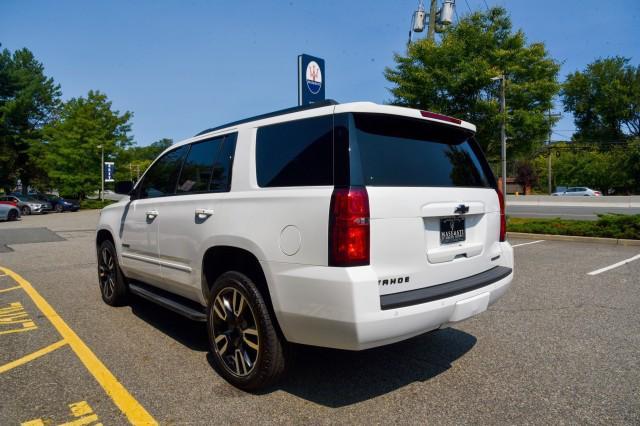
[454,204,470,215]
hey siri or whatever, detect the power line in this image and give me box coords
[482,0,490,11]
[464,0,472,13]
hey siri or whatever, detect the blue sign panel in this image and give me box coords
[104,162,115,182]
[298,54,325,105]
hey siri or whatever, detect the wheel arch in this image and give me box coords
[201,245,283,336]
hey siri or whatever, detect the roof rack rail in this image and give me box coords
[195,99,339,136]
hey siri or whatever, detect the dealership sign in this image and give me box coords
[298,54,325,105]
[104,162,115,182]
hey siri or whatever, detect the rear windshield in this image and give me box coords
[352,113,493,188]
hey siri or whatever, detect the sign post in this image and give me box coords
[298,54,325,106]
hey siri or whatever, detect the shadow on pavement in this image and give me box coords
[275,328,476,407]
[129,296,209,352]
[128,294,476,407]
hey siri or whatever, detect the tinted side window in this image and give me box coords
[210,133,237,192]
[256,116,332,187]
[177,138,223,194]
[139,145,189,198]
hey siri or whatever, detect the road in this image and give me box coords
[1,211,639,424]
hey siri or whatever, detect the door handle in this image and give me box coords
[195,208,214,219]
[146,210,159,219]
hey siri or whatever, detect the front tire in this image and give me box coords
[21,206,31,215]
[207,271,288,391]
[55,204,63,213]
[97,240,128,306]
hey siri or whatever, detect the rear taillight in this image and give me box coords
[329,187,370,267]
[496,188,506,242]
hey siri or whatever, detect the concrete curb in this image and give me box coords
[507,232,640,246]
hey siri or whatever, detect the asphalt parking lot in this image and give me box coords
[1,211,638,425]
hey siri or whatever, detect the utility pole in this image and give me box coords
[427,0,438,41]
[408,1,455,46]
[500,76,507,197]
[546,110,562,194]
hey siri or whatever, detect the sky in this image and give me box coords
[2,0,639,146]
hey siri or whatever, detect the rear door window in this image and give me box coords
[351,113,493,188]
[138,145,189,198]
[210,133,237,192]
[177,138,223,194]
[255,115,333,187]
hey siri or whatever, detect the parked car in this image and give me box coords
[1,194,52,215]
[31,193,80,212]
[552,187,602,196]
[0,203,20,221]
[96,101,514,390]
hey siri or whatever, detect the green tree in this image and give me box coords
[562,57,640,143]
[42,90,133,198]
[384,7,560,159]
[0,45,61,193]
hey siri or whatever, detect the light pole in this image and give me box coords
[491,75,507,197]
[97,144,104,202]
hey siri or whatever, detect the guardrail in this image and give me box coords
[506,195,640,208]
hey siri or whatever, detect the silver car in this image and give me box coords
[552,187,602,196]
[0,203,20,221]
[0,195,52,215]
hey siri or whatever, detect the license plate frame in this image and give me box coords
[440,216,466,245]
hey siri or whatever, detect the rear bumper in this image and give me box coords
[265,242,514,350]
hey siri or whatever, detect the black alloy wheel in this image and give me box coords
[97,240,128,306]
[210,287,260,377]
[207,271,289,390]
[21,206,30,215]
[55,204,63,213]
[8,209,18,221]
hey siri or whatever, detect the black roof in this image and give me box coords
[195,99,339,136]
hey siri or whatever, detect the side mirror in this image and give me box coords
[115,181,134,195]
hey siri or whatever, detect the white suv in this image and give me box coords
[96,101,513,390]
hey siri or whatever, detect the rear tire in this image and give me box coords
[207,271,288,391]
[97,240,128,306]
[8,210,18,221]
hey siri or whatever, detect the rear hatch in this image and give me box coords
[349,113,503,297]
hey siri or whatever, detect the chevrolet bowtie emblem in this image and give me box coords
[454,204,469,214]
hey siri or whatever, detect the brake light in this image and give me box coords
[329,187,370,267]
[420,110,462,125]
[496,188,506,242]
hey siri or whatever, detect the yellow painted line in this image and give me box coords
[0,339,67,373]
[0,285,21,293]
[0,266,158,426]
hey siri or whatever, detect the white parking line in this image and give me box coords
[511,240,545,248]
[587,254,640,276]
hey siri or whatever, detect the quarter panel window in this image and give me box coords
[256,116,333,187]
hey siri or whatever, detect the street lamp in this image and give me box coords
[97,144,104,202]
[491,75,507,198]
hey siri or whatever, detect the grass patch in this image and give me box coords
[507,214,640,240]
[80,199,116,210]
